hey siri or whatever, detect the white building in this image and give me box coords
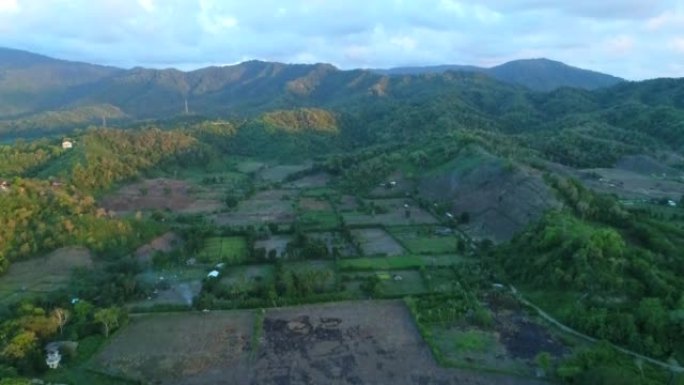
[46,348,61,369]
[62,140,73,149]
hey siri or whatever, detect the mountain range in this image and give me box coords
[0,47,627,135]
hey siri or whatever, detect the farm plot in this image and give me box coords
[258,164,311,183]
[197,236,248,264]
[220,264,275,291]
[251,301,541,385]
[254,235,292,258]
[100,178,223,214]
[351,228,405,256]
[297,210,340,231]
[283,260,337,291]
[426,292,570,377]
[283,172,330,189]
[213,189,296,226]
[341,270,428,297]
[307,231,359,257]
[388,226,460,254]
[0,247,92,304]
[342,199,438,226]
[134,231,182,265]
[131,267,206,309]
[92,301,546,385]
[90,311,254,384]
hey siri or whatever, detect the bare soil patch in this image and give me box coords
[90,311,254,383]
[100,178,222,214]
[284,172,330,189]
[351,228,405,256]
[299,197,331,211]
[213,189,295,226]
[134,232,182,265]
[0,247,92,304]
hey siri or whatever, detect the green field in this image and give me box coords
[197,237,249,264]
[297,211,340,230]
[388,226,460,254]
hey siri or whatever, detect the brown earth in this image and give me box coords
[213,189,296,227]
[134,232,182,265]
[92,301,546,385]
[100,178,222,214]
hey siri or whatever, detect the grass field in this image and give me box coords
[388,226,460,254]
[0,247,92,304]
[197,236,248,264]
[297,210,340,230]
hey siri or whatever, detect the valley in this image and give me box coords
[1,49,684,385]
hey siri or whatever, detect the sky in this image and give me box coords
[0,0,683,80]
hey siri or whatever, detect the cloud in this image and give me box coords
[0,0,682,79]
[0,0,18,13]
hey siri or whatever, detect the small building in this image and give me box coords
[668,200,677,207]
[61,139,73,149]
[207,270,219,278]
[445,212,454,219]
[45,346,61,369]
[0,180,9,192]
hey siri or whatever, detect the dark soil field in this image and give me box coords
[254,235,292,258]
[91,301,546,385]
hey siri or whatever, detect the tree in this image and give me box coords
[1,332,37,361]
[94,307,121,338]
[51,308,70,335]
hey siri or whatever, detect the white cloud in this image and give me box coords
[0,0,19,13]
[0,0,682,79]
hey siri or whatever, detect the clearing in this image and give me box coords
[134,231,182,265]
[342,198,438,226]
[388,226,460,254]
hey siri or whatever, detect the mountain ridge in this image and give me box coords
[372,58,625,91]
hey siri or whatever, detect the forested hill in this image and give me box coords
[372,58,625,91]
[0,48,628,136]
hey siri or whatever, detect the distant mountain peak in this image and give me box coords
[372,58,624,91]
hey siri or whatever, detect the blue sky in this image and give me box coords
[0,0,682,80]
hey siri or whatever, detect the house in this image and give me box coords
[207,270,220,278]
[61,139,73,149]
[668,200,677,207]
[0,180,9,192]
[45,346,62,369]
